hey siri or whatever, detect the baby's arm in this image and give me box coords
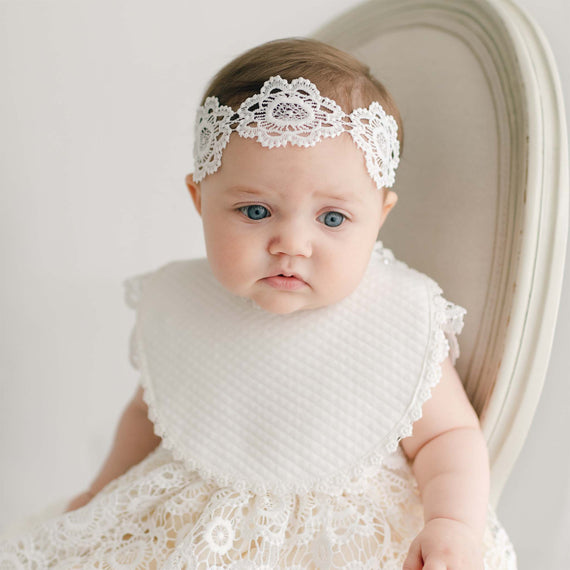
[65,385,161,512]
[400,355,489,569]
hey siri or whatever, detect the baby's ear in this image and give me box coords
[380,190,398,225]
[185,173,202,216]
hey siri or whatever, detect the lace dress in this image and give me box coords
[0,243,518,569]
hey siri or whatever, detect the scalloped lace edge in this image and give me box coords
[124,244,466,495]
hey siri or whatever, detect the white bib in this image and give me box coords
[124,241,466,495]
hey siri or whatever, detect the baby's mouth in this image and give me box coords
[264,274,308,290]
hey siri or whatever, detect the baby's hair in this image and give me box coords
[201,37,404,158]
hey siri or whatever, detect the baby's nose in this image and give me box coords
[268,218,312,257]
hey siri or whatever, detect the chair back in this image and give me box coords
[314,0,569,506]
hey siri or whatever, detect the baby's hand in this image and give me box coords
[402,518,484,570]
[64,490,96,513]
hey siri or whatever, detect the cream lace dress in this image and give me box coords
[0,242,517,569]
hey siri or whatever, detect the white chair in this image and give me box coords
[313,0,568,507]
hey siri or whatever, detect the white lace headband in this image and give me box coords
[193,75,400,189]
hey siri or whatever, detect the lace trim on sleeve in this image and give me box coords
[123,271,155,371]
[440,297,466,365]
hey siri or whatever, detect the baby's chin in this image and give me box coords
[246,290,320,315]
[249,297,307,315]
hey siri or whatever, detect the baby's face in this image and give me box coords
[186,132,397,314]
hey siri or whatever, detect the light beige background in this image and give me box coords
[0,1,568,568]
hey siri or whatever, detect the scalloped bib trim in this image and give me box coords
[124,242,466,495]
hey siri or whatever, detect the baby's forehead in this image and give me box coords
[223,182,372,204]
[213,133,380,200]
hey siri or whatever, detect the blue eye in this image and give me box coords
[239,205,270,220]
[319,211,345,227]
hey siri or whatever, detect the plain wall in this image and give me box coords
[0,1,568,568]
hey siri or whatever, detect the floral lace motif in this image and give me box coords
[0,445,516,569]
[235,77,346,147]
[193,76,400,190]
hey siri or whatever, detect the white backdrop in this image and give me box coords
[0,1,568,568]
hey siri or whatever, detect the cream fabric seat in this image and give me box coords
[313,0,568,506]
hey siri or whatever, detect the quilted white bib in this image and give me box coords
[124,241,466,496]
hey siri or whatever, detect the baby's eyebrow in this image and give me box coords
[227,186,362,204]
[313,190,362,204]
[227,187,265,197]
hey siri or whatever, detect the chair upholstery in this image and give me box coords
[313,0,568,506]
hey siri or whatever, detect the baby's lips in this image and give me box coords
[270,270,306,283]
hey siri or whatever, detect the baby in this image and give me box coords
[180,37,489,569]
[0,37,516,570]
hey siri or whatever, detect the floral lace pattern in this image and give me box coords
[0,445,516,569]
[235,76,346,147]
[349,103,400,189]
[193,76,400,190]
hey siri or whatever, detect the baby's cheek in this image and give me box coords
[207,244,251,294]
[335,264,373,306]
[334,252,368,292]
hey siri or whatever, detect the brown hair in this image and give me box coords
[201,37,404,155]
